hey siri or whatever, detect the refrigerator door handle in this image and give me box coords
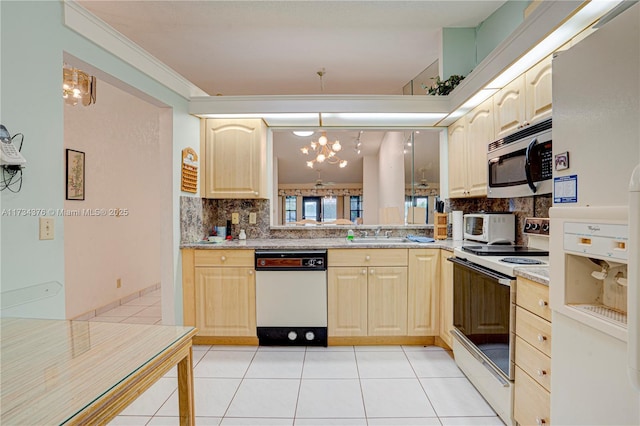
[628,163,640,392]
[525,137,538,193]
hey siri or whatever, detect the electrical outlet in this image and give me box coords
[249,212,257,224]
[116,278,122,289]
[232,212,240,224]
[39,217,54,240]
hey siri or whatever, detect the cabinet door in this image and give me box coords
[328,267,368,337]
[525,55,553,125]
[447,118,468,198]
[203,118,266,199]
[439,251,454,348]
[493,75,526,139]
[465,99,493,197]
[368,267,408,336]
[407,249,439,336]
[195,267,256,336]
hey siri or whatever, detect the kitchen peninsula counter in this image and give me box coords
[181,238,457,251]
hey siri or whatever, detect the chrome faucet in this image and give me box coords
[360,230,368,238]
[374,227,382,237]
[384,230,393,238]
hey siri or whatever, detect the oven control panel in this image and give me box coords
[524,217,550,236]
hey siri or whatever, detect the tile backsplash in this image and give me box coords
[448,194,552,245]
[180,195,550,244]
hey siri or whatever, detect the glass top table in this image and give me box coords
[1,318,197,425]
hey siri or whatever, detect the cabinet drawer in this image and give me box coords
[517,277,551,321]
[514,366,550,426]
[516,306,552,357]
[328,249,408,267]
[515,336,551,392]
[194,249,255,267]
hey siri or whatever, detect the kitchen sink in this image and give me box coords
[349,237,410,244]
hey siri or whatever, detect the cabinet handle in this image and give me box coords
[220,256,227,262]
[365,255,371,261]
[524,121,530,127]
[537,334,547,343]
[254,191,259,196]
[538,299,548,307]
[370,269,375,275]
[537,369,547,377]
[361,269,367,275]
[248,270,254,275]
[536,417,546,425]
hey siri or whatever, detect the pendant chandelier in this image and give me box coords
[300,131,347,169]
[63,64,97,106]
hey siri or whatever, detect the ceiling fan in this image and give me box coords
[413,168,430,189]
[313,171,335,188]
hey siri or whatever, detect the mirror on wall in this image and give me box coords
[272,129,441,226]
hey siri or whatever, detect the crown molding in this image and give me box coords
[63,0,208,100]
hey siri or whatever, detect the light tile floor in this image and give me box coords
[98,295,503,426]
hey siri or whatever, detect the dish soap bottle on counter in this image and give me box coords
[239,229,247,240]
[347,229,354,240]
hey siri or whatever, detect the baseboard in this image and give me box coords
[72,283,161,321]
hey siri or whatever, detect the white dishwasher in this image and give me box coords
[255,250,327,346]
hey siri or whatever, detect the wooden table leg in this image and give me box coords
[177,346,195,426]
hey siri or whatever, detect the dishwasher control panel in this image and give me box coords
[255,250,327,271]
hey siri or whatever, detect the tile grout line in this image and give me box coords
[402,345,442,424]
[219,345,259,423]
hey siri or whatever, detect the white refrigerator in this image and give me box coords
[549,2,640,424]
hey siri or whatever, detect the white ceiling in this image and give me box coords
[78,1,506,96]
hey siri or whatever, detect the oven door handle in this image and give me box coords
[448,257,513,286]
[525,137,538,193]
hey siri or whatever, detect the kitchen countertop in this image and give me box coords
[515,267,550,286]
[181,238,458,252]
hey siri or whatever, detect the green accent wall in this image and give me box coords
[441,1,530,79]
[1,1,199,320]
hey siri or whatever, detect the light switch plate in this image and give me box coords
[249,212,257,224]
[231,212,240,224]
[39,217,54,240]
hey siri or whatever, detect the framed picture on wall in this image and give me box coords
[66,149,85,200]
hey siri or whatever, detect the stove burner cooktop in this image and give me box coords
[462,245,549,257]
[500,257,546,265]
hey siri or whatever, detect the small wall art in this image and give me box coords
[66,149,85,200]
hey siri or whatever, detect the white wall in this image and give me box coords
[0,1,200,322]
[362,155,379,224]
[377,132,405,224]
[63,80,164,319]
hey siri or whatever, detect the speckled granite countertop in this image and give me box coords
[181,238,458,252]
[515,267,550,286]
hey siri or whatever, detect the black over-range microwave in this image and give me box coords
[487,118,553,198]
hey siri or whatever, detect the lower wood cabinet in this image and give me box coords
[327,248,442,340]
[327,267,368,337]
[439,250,454,348]
[194,267,256,336]
[514,277,552,426]
[182,249,257,341]
[408,249,439,336]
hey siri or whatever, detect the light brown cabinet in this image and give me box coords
[327,249,408,338]
[182,249,257,342]
[439,250,454,348]
[448,98,492,198]
[407,249,439,336]
[514,277,552,426]
[201,118,267,199]
[494,56,552,139]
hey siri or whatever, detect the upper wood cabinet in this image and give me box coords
[448,98,493,198]
[494,55,552,139]
[202,118,267,199]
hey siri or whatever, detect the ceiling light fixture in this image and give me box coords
[63,63,96,106]
[293,130,314,137]
[301,131,347,169]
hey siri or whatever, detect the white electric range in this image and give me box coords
[449,217,550,426]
